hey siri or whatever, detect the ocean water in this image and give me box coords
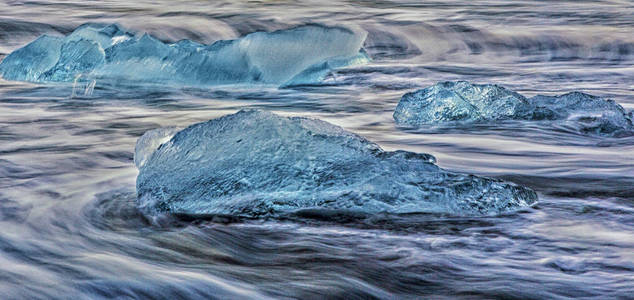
[0,1,633,299]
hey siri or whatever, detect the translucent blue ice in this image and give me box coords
[530,92,633,135]
[0,23,369,86]
[394,81,633,135]
[135,110,537,218]
[134,126,181,169]
[393,81,535,124]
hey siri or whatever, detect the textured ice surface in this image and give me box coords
[0,35,64,82]
[393,81,535,123]
[0,23,368,86]
[394,81,633,135]
[134,126,181,169]
[135,110,537,218]
[530,92,633,135]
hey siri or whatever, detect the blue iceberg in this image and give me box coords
[393,81,633,135]
[0,23,369,87]
[135,110,537,218]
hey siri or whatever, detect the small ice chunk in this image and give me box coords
[393,81,534,125]
[394,81,633,135]
[529,92,633,135]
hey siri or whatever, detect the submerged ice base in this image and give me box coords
[135,110,537,218]
[394,81,633,135]
[0,23,369,87]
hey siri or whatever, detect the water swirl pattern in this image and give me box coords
[0,0,633,299]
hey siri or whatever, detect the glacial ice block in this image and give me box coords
[0,23,369,86]
[393,81,633,135]
[135,110,537,218]
[530,92,633,135]
[393,81,535,124]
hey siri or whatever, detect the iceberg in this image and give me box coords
[0,23,369,87]
[135,110,537,218]
[393,81,633,135]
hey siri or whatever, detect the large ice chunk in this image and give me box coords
[0,23,368,86]
[394,81,633,135]
[135,110,537,218]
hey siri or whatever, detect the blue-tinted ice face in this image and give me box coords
[393,81,633,136]
[0,23,369,87]
[135,110,537,219]
[0,35,63,82]
[393,81,535,124]
[529,92,633,135]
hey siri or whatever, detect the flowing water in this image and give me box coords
[1,1,633,299]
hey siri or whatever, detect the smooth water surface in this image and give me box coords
[0,1,633,299]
